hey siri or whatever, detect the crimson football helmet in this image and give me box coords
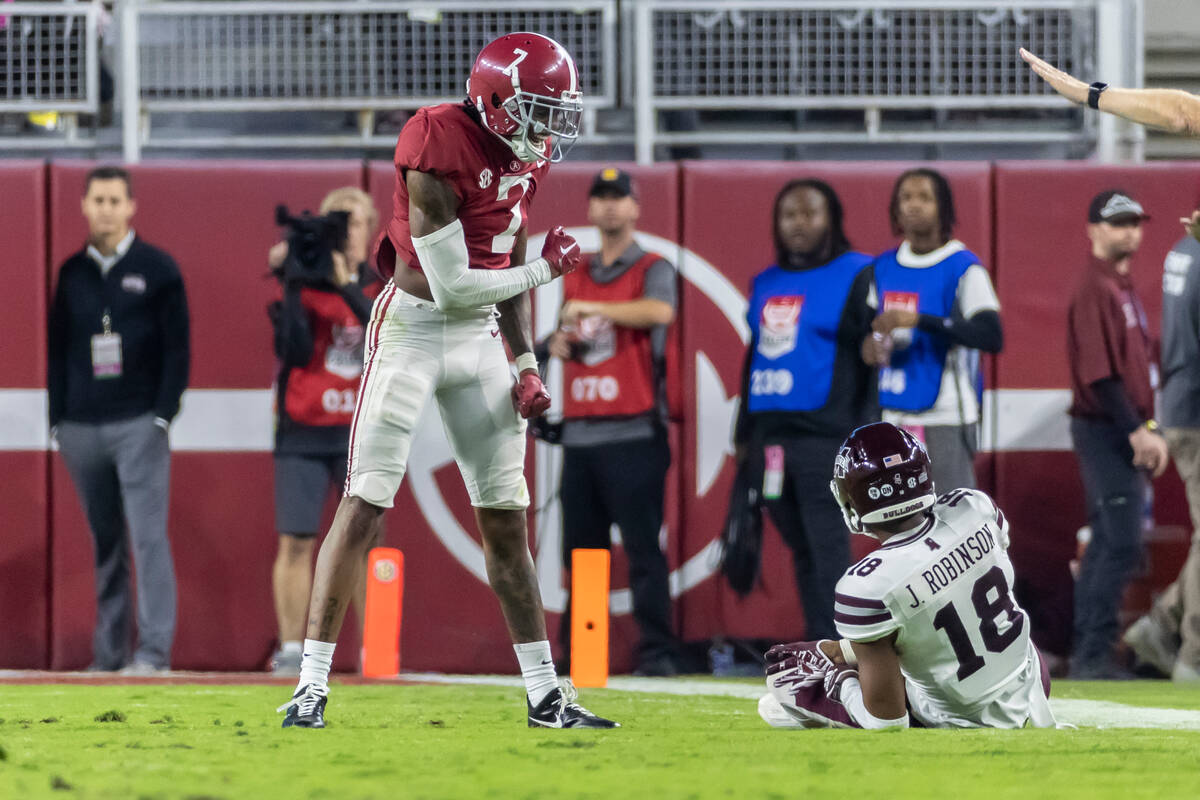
[829,422,936,537]
[466,32,583,163]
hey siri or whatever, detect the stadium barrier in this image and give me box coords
[0,161,50,668]
[2,159,1193,671]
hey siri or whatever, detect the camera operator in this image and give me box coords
[266,187,383,675]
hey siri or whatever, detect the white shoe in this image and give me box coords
[1122,616,1177,677]
[270,649,302,676]
[119,661,170,676]
[1172,661,1200,684]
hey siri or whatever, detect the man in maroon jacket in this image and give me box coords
[1067,189,1169,679]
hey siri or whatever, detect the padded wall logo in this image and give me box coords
[757,295,803,359]
[576,315,616,366]
[373,558,399,583]
[403,229,748,613]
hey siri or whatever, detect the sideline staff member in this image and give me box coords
[870,168,1002,491]
[1067,189,1169,680]
[734,178,881,640]
[1124,207,1200,684]
[266,187,383,675]
[48,165,190,674]
[543,168,681,676]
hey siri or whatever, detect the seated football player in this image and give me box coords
[758,422,1056,730]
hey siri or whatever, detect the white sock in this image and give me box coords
[281,640,302,656]
[297,639,335,695]
[514,641,558,706]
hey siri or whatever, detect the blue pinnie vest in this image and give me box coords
[873,246,978,412]
[746,251,872,413]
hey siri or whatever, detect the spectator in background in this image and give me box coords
[733,178,882,640]
[540,168,682,676]
[48,165,189,674]
[869,168,1002,491]
[1067,189,1169,680]
[1123,207,1200,684]
[266,187,383,675]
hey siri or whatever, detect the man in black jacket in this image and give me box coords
[48,166,190,674]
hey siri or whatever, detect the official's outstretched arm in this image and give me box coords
[1020,48,1200,136]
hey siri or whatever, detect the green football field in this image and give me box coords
[2,677,1200,800]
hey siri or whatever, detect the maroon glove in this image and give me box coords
[765,640,835,690]
[765,640,834,669]
[822,663,860,704]
[542,226,583,278]
[512,369,551,419]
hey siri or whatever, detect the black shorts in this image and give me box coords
[274,453,347,536]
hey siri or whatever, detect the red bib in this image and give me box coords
[561,253,664,420]
[283,284,382,427]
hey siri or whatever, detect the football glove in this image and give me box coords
[542,226,583,278]
[764,640,836,689]
[822,663,860,705]
[512,369,552,419]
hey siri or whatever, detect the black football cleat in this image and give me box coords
[528,680,619,729]
[277,684,328,728]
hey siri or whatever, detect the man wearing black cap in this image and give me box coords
[1067,189,1169,679]
[541,167,682,676]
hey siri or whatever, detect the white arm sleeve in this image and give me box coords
[410,219,552,311]
[839,678,910,730]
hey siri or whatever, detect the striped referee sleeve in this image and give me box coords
[833,589,899,642]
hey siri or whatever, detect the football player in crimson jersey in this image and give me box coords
[758,423,1056,730]
[278,33,617,730]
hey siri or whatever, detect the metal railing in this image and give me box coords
[0,1,1144,161]
[0,0,101,148]
[120,0,617,159]
[631,0,1143,161]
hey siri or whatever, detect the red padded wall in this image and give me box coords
[676,161,994,643]
[47,161,365,670]
[0,161,49,668]
[992,162,1200,654]
[7,158,1193,674]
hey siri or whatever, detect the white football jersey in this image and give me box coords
[834,489,1051,727]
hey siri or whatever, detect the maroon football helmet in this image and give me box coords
[466,32,583,163]
[829,422,936,537]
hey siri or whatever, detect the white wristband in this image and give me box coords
[515,352,538,375]
[840,679,909,729]
[839,638,858,666]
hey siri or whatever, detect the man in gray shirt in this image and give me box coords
[541,168,682,676]
[1124,217,1200,684]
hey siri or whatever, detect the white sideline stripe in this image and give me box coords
[406,672,1200,730]
[0,387,1074,453]
[0,388,275,452]
[0,389,48,449]
[981,388,1073,452]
